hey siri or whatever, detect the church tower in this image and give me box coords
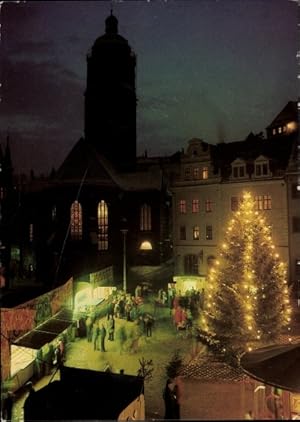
[84,12,137,172]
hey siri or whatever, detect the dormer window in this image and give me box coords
[254,156,270,177]
[231,159,246,179]
[193,167,200,180]
[184,167,191,180]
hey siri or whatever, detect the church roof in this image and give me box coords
[55,137,162,191]
[92,12,131,52]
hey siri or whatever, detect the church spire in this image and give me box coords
[105,9,118,35]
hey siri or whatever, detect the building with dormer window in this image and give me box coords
[171,102,298,290]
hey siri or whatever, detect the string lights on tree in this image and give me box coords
[202,191,292,354]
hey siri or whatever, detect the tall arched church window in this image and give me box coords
[70,200,82,240]
[140,204,151,231]
[98,200,108,250]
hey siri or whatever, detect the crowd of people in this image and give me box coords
[75,289,157,354]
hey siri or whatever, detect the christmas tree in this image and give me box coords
[202,191,292,352]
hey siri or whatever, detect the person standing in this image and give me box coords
[108,315,115,341]
[92,320,100,351]
[2,391,14,421]
[172,383,181,419]
[100,323,107,352]
[85,316,92,342]
[163,379,178,420]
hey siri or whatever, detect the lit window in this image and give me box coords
[205,199,212,212]
[206,225,213,240]
[255,195,262,210]
[140,204,151,231]
[29,223,34,242]
[70,200,82,240]
[278,127,282,133]
[272,128,276,135]
[192,199,199,213]
[0,187,4,200]
[180,226,186,240]
[193,167,200,180]
[184,167,191,180]
[98,200,108,250]
[202,167,208,179]
[140,241,152,250]
[263,195,272,210]
[179,200,186,214]
[255,195,271,210]
[184,254,198,275]
[286,121,297,133]
[193,226,200,240]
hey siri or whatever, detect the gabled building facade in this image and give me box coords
[171,101,299,292]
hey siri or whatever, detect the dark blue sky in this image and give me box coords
[0,0,298,175]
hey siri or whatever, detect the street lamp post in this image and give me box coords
[121,229,128,293]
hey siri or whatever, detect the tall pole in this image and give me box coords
[121,229,128,293]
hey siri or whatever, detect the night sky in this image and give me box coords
[0,0,298,176]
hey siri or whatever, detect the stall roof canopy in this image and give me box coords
[13,309,74,350]
[240,342,300,393]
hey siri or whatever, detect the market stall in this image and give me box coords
[10,309,74,390]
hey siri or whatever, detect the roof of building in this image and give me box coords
[240,342,300,393]
[181,354,248,383]
[210,132,296,178]
[24,366,144,420]
[12,309,74,350]
[266,101,298,129]
[55,137,163,191]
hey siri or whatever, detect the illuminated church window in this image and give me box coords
[140,204,151,231]
[98,200,108,250]
[70,200,82,240]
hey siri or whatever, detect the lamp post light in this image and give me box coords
[120,228,128,293]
